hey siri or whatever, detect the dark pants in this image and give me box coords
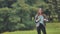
[37,23,46,34]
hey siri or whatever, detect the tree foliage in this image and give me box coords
[0,0,59,33]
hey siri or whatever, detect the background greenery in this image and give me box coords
[0,0,60,33]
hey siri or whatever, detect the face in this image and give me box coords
[38,8,43,16]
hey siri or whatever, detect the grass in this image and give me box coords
[2,23,60,34]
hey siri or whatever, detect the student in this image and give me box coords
[35,8,48,34]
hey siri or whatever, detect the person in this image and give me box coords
[35,8,48,34]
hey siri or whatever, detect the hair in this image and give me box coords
[37,8,44,15]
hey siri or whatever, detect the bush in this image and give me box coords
[15,23,26,30]
[23,21,35,30]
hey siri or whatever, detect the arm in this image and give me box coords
[35,15,40,23]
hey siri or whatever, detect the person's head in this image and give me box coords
[37,8,43,16]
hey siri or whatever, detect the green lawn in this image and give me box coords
[2,23,60,34]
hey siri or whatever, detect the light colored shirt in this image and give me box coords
[38,15,44,25]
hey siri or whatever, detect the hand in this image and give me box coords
[44,19,48,21]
